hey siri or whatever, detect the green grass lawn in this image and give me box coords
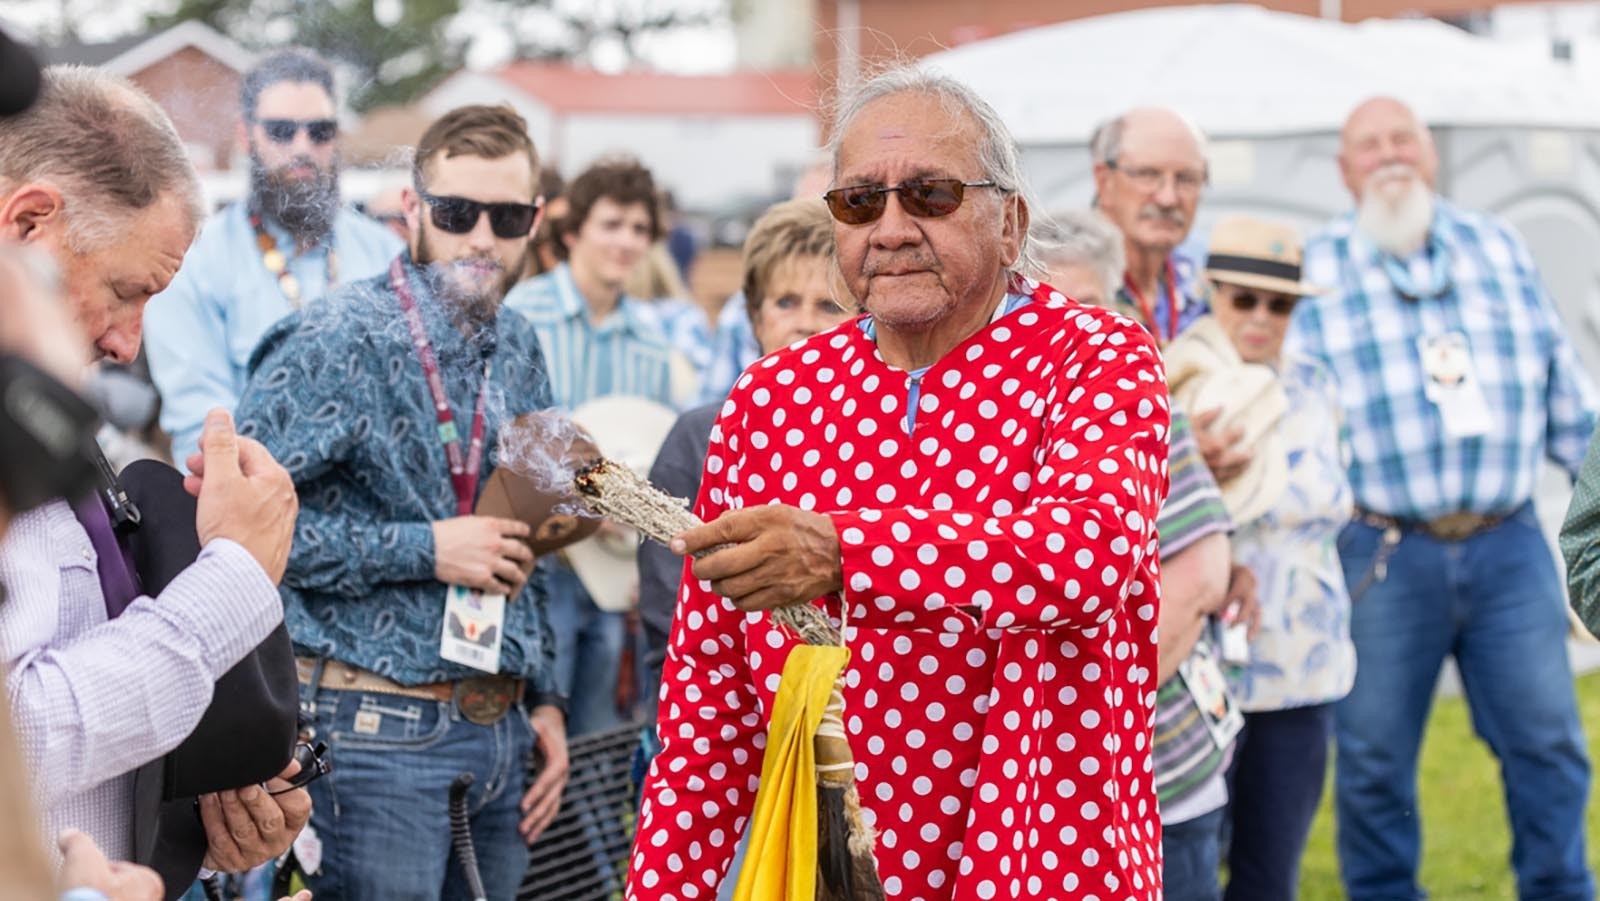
[1296,670,1600,898]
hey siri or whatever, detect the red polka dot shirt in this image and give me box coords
[629,281,1171,901]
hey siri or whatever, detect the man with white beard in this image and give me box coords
[1296,96,1596,901]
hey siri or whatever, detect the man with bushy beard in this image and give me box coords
[1297,96,1596,901]
[146,48,401,469]
[234,104,570,900]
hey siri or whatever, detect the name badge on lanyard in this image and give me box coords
[1417,332,1493,439]
[1179,645,1243,752]
[390,259,506,674]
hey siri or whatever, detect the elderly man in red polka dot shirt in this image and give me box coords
[628,67,1171,901]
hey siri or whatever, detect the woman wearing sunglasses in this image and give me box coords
[1166,215,1356,900]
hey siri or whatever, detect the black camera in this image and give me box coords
[0,353,101,515]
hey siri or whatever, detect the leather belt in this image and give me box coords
[296,658,523,726]
[1355,507,1507,543]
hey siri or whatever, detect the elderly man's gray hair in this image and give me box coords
[1090,108,1210,167]
[0,66,203,252]
[1034,210,1126,302]
[827,67,1046,280]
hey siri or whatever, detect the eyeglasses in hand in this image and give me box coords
[267,740,330,796]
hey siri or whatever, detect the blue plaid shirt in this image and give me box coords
[504,263,674,411]
[1294,198,1596,520]
[697,291,761,405]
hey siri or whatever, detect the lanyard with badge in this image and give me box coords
[1378,240,1493,440]
[390,258,505,673]
[1123,260,1179,343]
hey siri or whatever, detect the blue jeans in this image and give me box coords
[1335,506,1593,901]
[1163,806,1225,901]
[548,564,628,737]
[1224,704,1334,901]
[298,684,536,901]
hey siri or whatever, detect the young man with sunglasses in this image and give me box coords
[146,48,402,469]
[630,69,1169,900]
[235,104,569,900]
[504,157,677,739]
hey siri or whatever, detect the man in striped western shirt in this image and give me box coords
[1296,96,1596,901]
[504,158,676,737]
[1042,212,1246,901]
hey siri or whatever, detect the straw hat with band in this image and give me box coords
[1203,215,1320,298]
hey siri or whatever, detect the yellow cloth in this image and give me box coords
[732,644,851,901]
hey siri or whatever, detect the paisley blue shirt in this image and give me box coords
[236,252,557,688]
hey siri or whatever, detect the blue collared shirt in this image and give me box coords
[503,263,675,412]
[698,292,761,405]
[1294,197,1597,520]
[235,252,557,688]
[145,202,403,467]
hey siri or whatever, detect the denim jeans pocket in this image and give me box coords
[324,690,451,751]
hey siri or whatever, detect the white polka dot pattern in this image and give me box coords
[626,283,1170,900]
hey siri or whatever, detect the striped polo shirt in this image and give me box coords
[503,262,675,411]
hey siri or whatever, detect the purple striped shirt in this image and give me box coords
[0,501,282,862]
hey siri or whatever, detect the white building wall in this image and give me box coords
[734,0,815,68]
[555,113,820,208]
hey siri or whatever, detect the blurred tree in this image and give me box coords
[492,0,729,64]
[145,0,464,111]
[139,0,728,110]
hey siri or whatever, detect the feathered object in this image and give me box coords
[573,458,884,899]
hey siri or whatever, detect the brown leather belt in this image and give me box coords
[1355,507,1507,543]
[296,658,524,725]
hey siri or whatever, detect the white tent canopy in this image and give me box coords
[919,4,1600,143]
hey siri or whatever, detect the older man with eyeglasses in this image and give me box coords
[1091,108,1210,344]
[1091,108,1261,482]
[629,68,1170,900]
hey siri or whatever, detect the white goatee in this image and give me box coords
[1356,165,1435,257]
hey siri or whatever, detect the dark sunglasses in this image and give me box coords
[267,740,330,796]
[1229,290,1299,317]
[259,118,338,145]
[419,190,540,239]
[823,178,1001,225]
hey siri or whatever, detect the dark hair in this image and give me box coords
[538,166,565,202]
[413,104,540,194]
[554,157,661,261]
[240,48,335,123]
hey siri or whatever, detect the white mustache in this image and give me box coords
[1370,163,1418,184]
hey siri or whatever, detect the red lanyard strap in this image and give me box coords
[390,258,490,516]
[1124,259,1180,344]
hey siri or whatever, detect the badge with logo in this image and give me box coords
[440,585,505,674]
[1417,332,1493,439]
